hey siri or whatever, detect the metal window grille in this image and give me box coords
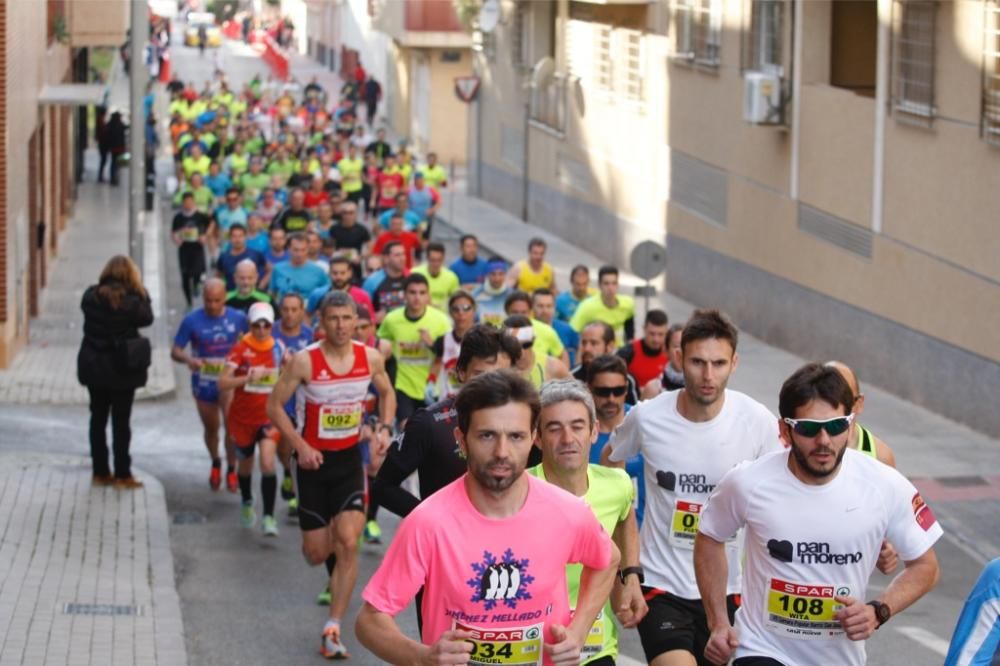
[511,3,529,69]
[530,73,568,134]
[623,30,644,102]
[675,0,721,67]
[596,26,613,90]
[748,0,783,74]
[984,1,1000,145]
[895,0,936,121]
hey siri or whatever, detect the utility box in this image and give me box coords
[743,71,783,125]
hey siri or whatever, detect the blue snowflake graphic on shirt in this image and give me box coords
[467,549,535,610]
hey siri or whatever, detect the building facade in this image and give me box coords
[0,0,127,367]
[473,0,1000,435]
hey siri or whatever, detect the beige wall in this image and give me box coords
[67,0,129,48]
[425,48,469,164]
[1,1,72,367]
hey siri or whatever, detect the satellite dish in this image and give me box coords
[479,0,500,34]
[531,56,555,89]
[630,240,668,281]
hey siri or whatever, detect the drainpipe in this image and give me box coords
[789,0,803,200]
[872,0,891,234]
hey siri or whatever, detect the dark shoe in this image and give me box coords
[92,474,114,487]
[114,477,144,489]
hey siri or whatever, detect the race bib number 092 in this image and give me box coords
[765,578,845,639]
[317,405,362,439]
[455,621,543,666]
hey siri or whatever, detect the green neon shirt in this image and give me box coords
[570,295,635,345]
[411,265,461,312]
[377,307,452,400]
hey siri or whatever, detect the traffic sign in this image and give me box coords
[479,0,500,33]
[630,240,668,280]
[454,76,481,103]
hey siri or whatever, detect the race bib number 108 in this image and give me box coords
[765,578,845,639]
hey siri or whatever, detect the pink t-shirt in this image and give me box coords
[362,474,613,661]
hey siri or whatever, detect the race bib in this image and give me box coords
[199,358,225,383]
[765,578,845,639]
[398,342,429,365]
[244,368,278,394]
[382,183,398,199]
[668,500,702,549]
[481,312,504,329]
[317,404,362,439]
[571,608,605,660]
[339,248,358,262]
[181,226,200,242]
[454,621,543,666]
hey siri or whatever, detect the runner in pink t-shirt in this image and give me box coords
[357,370,619,665]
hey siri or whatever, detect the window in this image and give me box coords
[674,0,721,67]
[984,1,1000,145]
[595,26,613,91]
[622,29,644,102]
[894,0,936,122]
[747,0,783,75]
[511,3,529,69]
[830,0,877,94]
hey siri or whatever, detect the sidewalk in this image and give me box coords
[0,55,174,406]
[441,177,1000,559]
[0,453,185,666]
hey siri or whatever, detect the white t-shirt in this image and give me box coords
[607,389,781,598]
[699,448,944,666]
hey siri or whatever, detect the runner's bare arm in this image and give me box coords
[170,344,201,371]
[694,533,739,664]
[546,356,571,380]
[611,507,647,628]
[875,435,897,468]
[368,347,397,428]
[217,365,248,391]
[599,442,625,469]
[266,349,310,452]
[355,603,473,665]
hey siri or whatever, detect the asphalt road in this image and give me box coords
[0,29,989,666]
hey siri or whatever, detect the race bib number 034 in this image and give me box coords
[454,621,543,666]
[668,500,701,549]
[765,578,845,639]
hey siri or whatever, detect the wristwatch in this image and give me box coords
[618,566,644,585]
[867,600,891,629]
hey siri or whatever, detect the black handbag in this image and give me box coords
[115,335,152,372]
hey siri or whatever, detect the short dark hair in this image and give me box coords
[570,265,589,280]
[228,223,247,235]
[286,231,307,246]
[404,273,429,290]
[456,324,522,375]
[181,192,194,200]
[531,288,554,303]
[381,240,402,256]
[426,241,446,256]
[582,321,615,345]
[460,234,478,246]
[681,309,739,354]
[586,354,629,385]
[448,290,475,311]
[528,237,546,251]
[226,187,240,197]
[779,363,854,420]
[504,290,532,313]
[503,314,532,329]
[598,265,619,282]
[667,323,684,346]
[280,292,305,308]
[329,254,352,269]
[645,309,668,327]
[269,226,286,238]
[455,369,540,436]
[319,290,357,316]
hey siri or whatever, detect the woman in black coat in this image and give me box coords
[77,255,154,488]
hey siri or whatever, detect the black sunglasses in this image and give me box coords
[782,414,855,437]
[520,340,534,349]
[592,386,627,398]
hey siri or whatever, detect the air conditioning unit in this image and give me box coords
[744,71,783,125]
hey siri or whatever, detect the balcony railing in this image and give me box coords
[531,73,569,136]
[405,0,463,32]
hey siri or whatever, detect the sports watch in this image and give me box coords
[866,600,891,629]
[618,566,644,585]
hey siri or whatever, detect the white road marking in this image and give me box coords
[893,625,950,656]
[618,656,646,666]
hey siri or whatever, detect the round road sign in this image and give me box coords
[630,240,667,281]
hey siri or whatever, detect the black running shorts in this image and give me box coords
[637,587,740,666]
[294,447,366,531]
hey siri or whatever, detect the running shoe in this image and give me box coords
[320,623,349,660]
[280,475,295,500]
[226,469,238,493]
[240,501,256,529]
[261,515,278,537]
[114,477,144,490]
[209,466,221,491]
[364,520,382,544]
[93,474,114,487]
[316,587,331,606]
[287,497,299,518]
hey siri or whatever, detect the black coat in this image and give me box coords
[77,283,155,390]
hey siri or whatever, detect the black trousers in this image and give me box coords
[87,386,136,478]
[98,149,111,181]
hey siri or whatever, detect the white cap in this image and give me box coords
[247,302,275,325]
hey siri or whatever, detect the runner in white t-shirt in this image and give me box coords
[603,309,782,666]
[695,363,943,666]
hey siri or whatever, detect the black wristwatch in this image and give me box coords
[618,566,644,585]
[867,600,891,629]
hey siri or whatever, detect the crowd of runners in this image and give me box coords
[158,51,963,666]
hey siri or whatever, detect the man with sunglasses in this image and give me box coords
[426,291,476,403]
[504,315,571,388]
[572,321,638,405]
[603,309,781,666]
[695,363,942,666]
